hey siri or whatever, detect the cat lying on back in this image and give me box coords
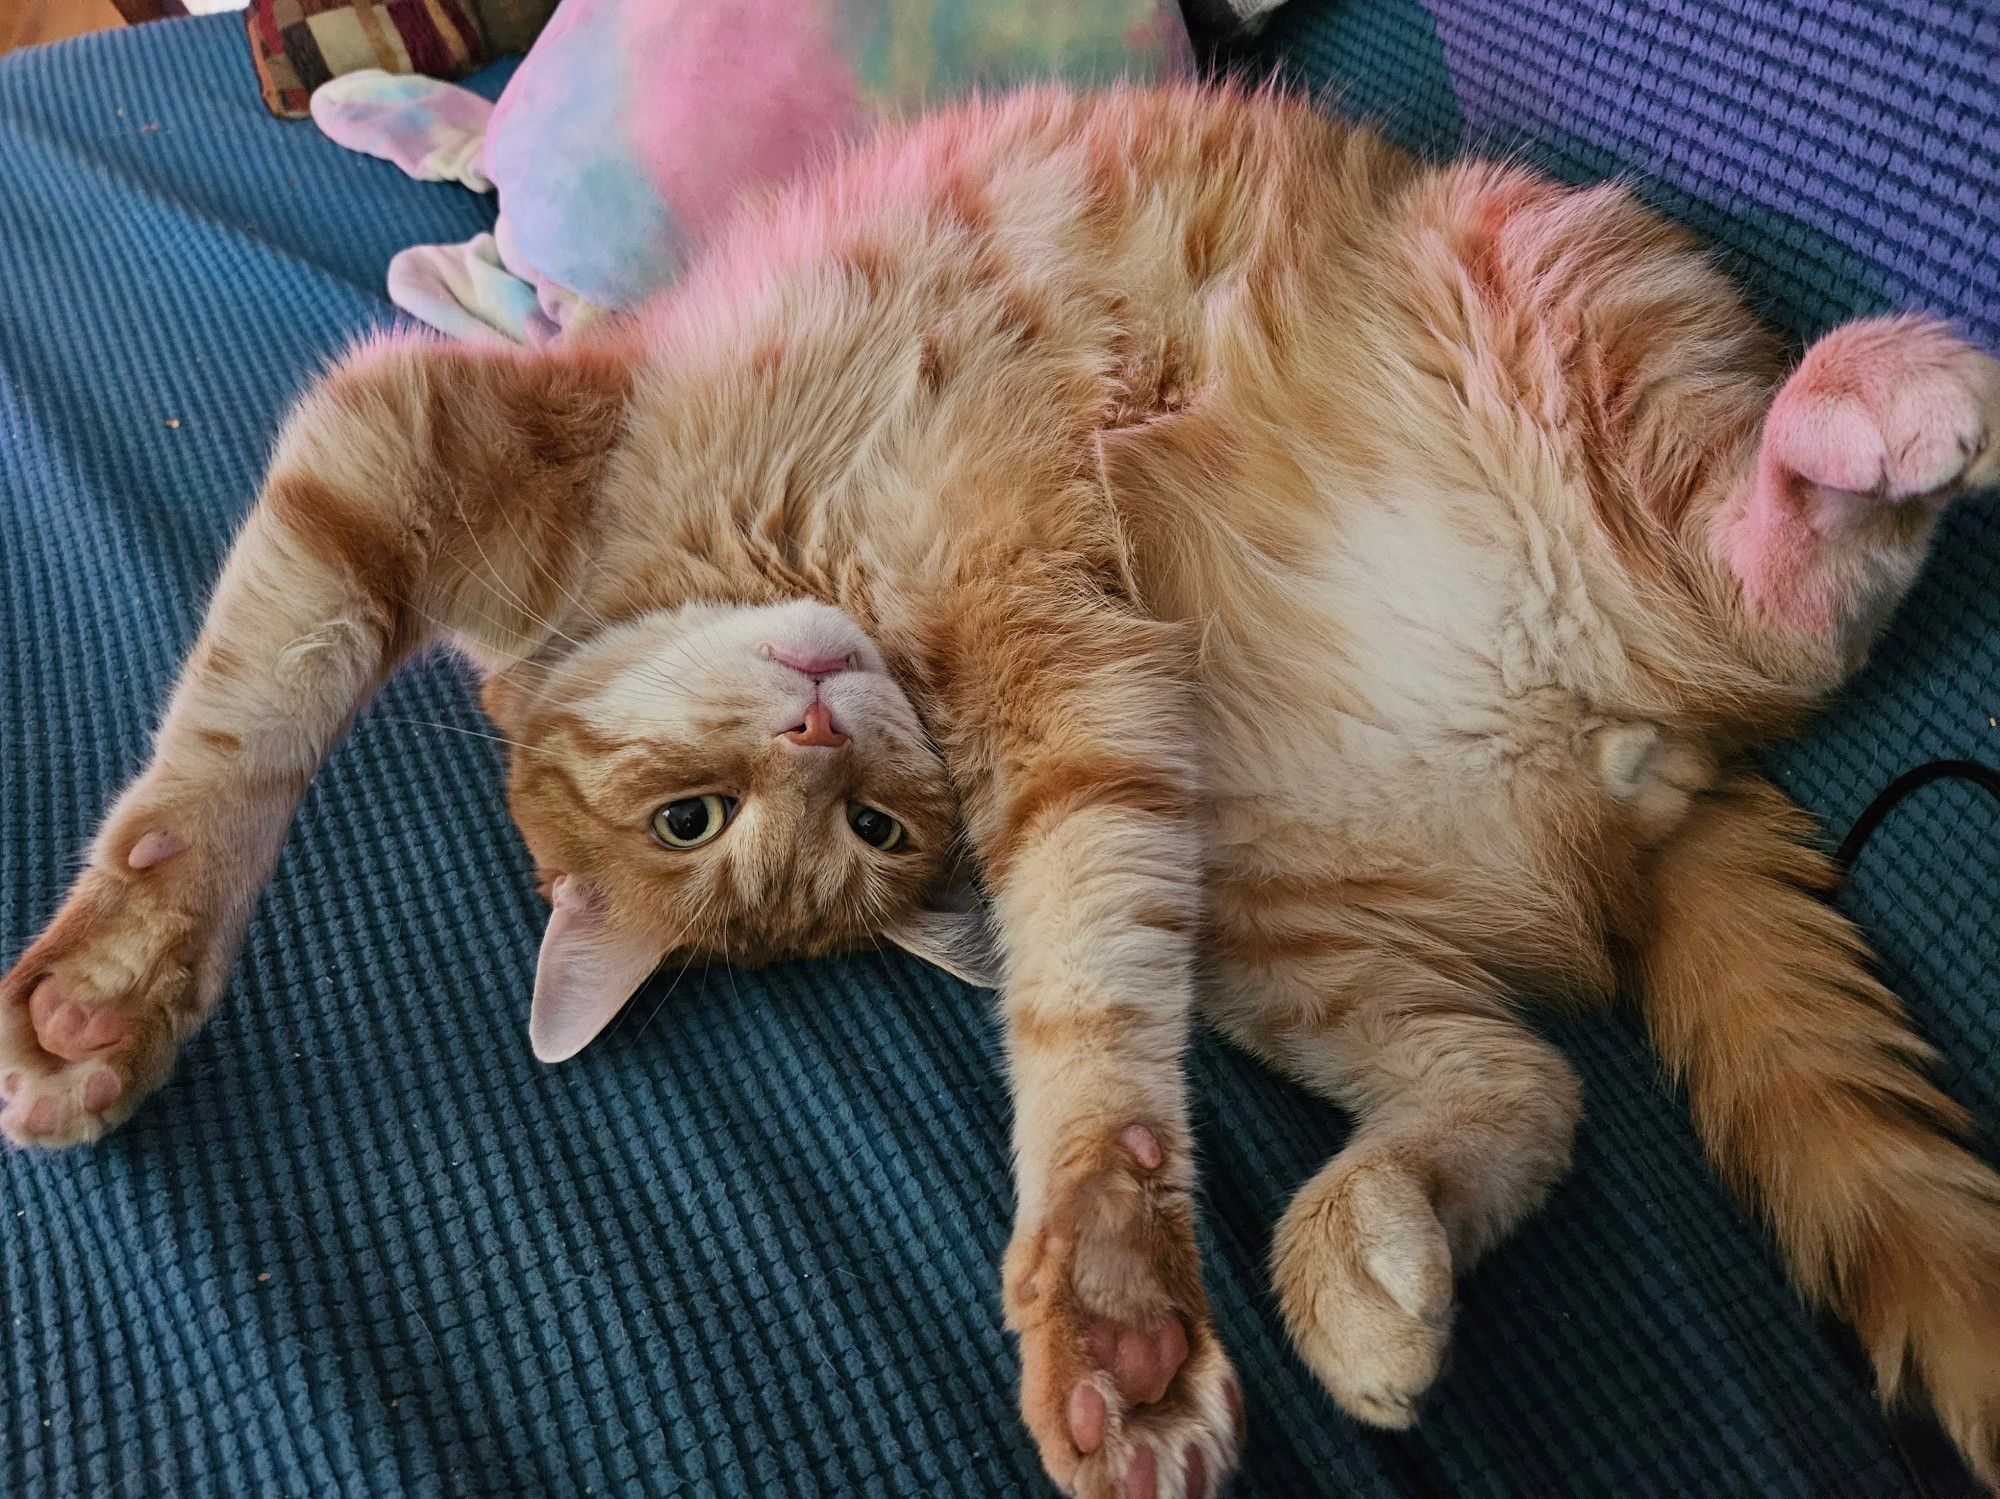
[6,84,1999,1498]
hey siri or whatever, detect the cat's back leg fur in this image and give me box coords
[1172,157,2000,1471]
[1200,914,1581,1427]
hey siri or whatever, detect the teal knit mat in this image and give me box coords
[3,10,1995,1495]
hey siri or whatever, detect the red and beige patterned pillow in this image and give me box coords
[244,0,555,118]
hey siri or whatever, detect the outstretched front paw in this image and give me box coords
[1,839,216,1148]
[1006,1125,1241,1499]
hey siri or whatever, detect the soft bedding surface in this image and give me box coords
[1,10,1995,1497]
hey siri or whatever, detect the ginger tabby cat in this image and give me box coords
[6,86,2000,1497]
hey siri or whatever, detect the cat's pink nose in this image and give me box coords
[762,644,853,680]
[781,699,849,749]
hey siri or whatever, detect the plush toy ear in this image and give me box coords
[886,873,1002,989]
[530,878,667,1063]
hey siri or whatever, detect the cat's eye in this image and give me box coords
[846,805,905,851]
[652,794,736,849]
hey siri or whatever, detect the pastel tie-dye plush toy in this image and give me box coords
[312,0,1193,343]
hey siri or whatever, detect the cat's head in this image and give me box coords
[496,597,995,1061]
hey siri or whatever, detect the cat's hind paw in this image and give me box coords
[1728,315,2000,632]
[1271,1152,1454,1429]
[1006,1127,1241,1498]
[1763,314,2000,511]
[0,865,208,1147]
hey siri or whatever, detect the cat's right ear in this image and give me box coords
[886,873,1002,989]
[530,877,666,1062]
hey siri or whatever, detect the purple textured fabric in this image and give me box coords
[1429,0,1998,347]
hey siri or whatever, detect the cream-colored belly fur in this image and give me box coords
[1191,455,1693,1017]
[10,84,2000,1493]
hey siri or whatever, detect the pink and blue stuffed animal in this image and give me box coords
[312,0,1193,343]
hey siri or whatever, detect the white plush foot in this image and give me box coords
[1272,1153,1453,1428]
[0,858,211,1148]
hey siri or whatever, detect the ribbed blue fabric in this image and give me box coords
[1,11,1993,1498]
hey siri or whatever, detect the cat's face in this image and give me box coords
[500,598,979,1059]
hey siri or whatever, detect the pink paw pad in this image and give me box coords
[1064,1314,1195,1462]
[127,829,186,870]
[1085,1314,1190,1408]
[29,978,126,1058]
[1068,1384,1108,1454]
[83,1070,121,1111]
[1184,1446,1209,1499]
[1122,1443,1157,1499]
[1119,1123,1163,1170]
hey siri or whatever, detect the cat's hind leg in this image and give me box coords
[1211,946,1580,1426]
[1720,314,1999,641]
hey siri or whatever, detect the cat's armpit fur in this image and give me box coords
[7,85,2000,1495]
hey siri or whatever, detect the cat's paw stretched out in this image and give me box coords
[1006,1126,1241,1499]
[1729,315,2000,632]
[1765,315,1997,506]
[0,838,214,1148]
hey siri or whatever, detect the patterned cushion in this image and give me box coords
[244,0,551,117]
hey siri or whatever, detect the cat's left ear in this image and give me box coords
[530,877,666,1062]
[886,872,1002,989]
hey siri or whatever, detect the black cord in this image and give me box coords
[1829,758,2000,1499]
[1834,758,2000,873]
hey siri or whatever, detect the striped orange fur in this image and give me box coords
[5,86,1999,1496]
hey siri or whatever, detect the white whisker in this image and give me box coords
[371,715,551,759]
[446,491,596,654]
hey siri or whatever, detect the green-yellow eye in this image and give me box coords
[847,805,905,851]
[652,794,735,849]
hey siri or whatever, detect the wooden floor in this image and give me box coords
[1,0,125,57]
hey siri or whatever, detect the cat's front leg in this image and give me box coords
[1002,1110,1240,1499]
[0,703,314,1147]
[0,499,385,1146]
[1,336,629,1146]
[940,595,1239,1498]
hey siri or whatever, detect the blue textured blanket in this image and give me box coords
[2,9,1995,1496]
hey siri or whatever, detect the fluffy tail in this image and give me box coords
[1634,769,2000,1485]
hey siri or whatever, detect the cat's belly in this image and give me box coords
[1186,488,1703,1011]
